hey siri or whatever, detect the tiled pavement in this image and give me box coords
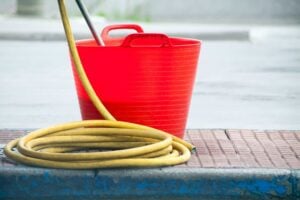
[1,129,300,200]
[185,129,300,169]
[1,129,299,169]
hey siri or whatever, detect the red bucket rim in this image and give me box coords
[76,36,201,48]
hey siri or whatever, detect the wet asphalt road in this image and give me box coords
[0,39,299,129]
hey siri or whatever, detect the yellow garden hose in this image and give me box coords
[4,0,195,169]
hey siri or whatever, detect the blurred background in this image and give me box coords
[2,0,300,23]
[0,0,300,130]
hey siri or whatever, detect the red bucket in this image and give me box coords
[71,24,201,138]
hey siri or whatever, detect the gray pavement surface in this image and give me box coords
[1,39,299,130]
[0,17,299,130]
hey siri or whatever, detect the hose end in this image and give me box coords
[191,146,197,154]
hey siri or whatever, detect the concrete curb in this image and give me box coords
[0,166,298,199]
[293,170,300,199]
[1,17,300,42]
[0,31,250,42]
[0,17,251,41]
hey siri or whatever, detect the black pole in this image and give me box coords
[75,0,105,46]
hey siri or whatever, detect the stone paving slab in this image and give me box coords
[188,129,300,169]
[0,129,299,199]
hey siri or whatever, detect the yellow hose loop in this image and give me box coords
[3,0,195,169]
[4,120,192,169]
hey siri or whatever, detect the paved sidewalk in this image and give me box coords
[1,129,299,199]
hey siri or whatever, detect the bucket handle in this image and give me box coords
[122,33,172,47]
[101,24,144,41]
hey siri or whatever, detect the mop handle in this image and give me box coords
[75,0,105,46]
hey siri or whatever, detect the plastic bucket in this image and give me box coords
[71,24,201,138]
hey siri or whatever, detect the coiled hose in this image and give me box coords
[4,0,195,169]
